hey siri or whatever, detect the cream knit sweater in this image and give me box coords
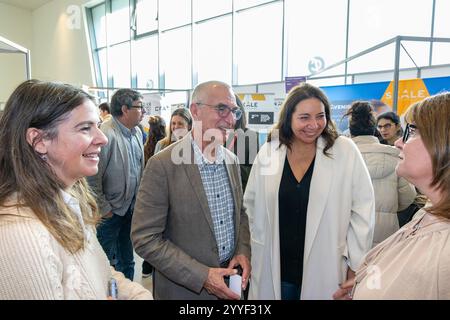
[0,202,152,300]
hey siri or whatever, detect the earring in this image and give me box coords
[40,153,48,161]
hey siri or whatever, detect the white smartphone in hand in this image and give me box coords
[229,274,242,298]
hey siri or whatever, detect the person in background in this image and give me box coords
[227,95,259,192]
[154,107,192,154]
[377,111,402,146]
[141,115,167,278]
[99,102,112,123]
[344,101,416,247]
[87,88,145,281]
[0,80,152,299]
[377,111,428,227]
[244,83,375,300]
[131,81,251,300]
[144,115,167,167]
[334,92,450,299]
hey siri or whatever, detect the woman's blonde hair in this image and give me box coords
[0,80,99,253]
[404,92,450,219]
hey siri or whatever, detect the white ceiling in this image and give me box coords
[0,0,53,11]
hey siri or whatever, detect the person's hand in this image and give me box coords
[227,254,251,290]
[103,211,113,219]
[204,267,241,300]
[332,278,355,300]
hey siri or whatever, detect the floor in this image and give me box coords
[133,253,153,293]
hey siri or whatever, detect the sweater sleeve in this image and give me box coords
[0,219,64,299]
[111,267,153,300]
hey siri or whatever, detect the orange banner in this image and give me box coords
[381,78,430,115]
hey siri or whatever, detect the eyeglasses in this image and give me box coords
[402,123,418,143]
[131,104,145,112]
[377,123,392,130]
[196,102,242,120]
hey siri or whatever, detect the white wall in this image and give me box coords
[32,0,93,87]
[1,0,93,104]
[0,3,32,103]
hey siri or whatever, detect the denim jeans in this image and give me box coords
[97,203,135,281]
[281,281,301,300]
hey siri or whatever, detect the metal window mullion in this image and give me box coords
[429,0,436,66]
[191,0,196,88]
[106,0,112,89]
[344,0,350,84]
[86,7,102,87]
[130,0,136,88]
[157,0,164,91]
[280,0,285,81]
[232,0,237,85]
[393,37,401,113]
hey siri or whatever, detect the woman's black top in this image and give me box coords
[279,155,315,286]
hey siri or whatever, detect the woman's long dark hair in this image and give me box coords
[144,115,166,163]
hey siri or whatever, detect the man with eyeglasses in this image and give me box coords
[132,81,251,300]
[88,88,145,281]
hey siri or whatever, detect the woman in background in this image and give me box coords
[377,111,402,146]
[98,102,112,123]
[0,80,152,300]
[154,107,192,154]
[334,93,450,299]
[345,101,416,247]
[227,95,260,192]
[144,115,166,164]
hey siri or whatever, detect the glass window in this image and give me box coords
[136,0,158,34]
[92,4,106,48]
[235,2,283,85]
[348,0,433,56]
[234,0,275,11]
[433,0,450,37]
[432,43,450,65]
[194,15,232,84]
[109,0,131,44]
[193,0,231,21]
[164,91,190,106]
[96,48,108,87]
[432,0,450,65]
[108,43,131,88]
[286,0,347,77]
[399,41,431,68]
[161,26,192,89]
[347,43,396,74]
[159,0,191,31]
[132,35,159,89]
[347,41,432,75]
[348,0,433,73]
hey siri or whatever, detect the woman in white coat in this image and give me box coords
[244,83,375,300]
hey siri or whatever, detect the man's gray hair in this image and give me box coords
[191,81,232,104]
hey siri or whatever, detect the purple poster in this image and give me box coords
[285,76,306,93]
